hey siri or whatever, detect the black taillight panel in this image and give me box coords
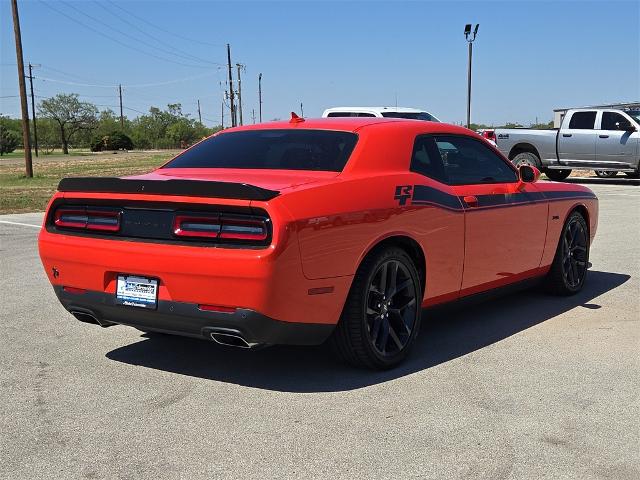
[48,201,272,248]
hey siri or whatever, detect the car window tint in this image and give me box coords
[568,111,596,129]
[326,112,354,117]
[164,130,358,172]
[601,112,629,130]
[410,136,448,183]
[356,113,376,117]
[433,135,518,185]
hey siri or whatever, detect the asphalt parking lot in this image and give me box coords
[1,181,638,480]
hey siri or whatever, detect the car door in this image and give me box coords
[558,110,597,163]
[431,135,548,294]
[596,111,640,167]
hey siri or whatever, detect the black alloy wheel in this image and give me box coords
[365,260,418,356]
[330,247,422,369]
[544,211,589,295]
[560,215,588,290]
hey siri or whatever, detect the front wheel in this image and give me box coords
[545,169,572,181]
[543,211,589,295]
[595,170,617,178]
[330,247,422,369]
[512,152,541,169]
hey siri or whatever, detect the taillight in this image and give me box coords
[54,207,121,232]
[219,217,268,241]
[173,215,221,238]
[173,214,269,243]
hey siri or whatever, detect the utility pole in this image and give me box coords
[11,0,33,177]
[27,62,39,157]
[118,84,124,129]
[464,23,479,129]
[236,63,244,126]
[251,108,256,124]
[197,99,202,124]
[258,73,263,123]
[226,44,236,127]
[221,98,224,129]
[300,102,304,117]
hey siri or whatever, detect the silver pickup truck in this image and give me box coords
[495,108,640,180]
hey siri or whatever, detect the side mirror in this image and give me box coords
[616,121,636,132]
[519,164,540,183]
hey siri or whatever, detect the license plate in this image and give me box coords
[116,275,158,309]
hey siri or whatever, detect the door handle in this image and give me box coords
[562,133,572,137]
[599,134,609,138]
[463,195,479,207]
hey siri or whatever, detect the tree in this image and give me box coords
[38,94,98,154]
[0,123,20,155]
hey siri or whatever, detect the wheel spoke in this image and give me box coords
[388,324,404,351]
[370,315,382,344]
[386,261,398,297]
[378,262,388,294]
[378,318,389,353]
[388,279,411,299]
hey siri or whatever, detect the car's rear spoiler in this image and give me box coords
[57,177,280,201]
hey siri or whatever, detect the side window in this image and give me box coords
[356,113,376,117]
[601,112,629,131]
[410,136,448,183]
[327,112,354,117]
[568,111,596,129]
[434,135,518,185]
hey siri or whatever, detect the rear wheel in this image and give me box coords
[543,211,589,295]
[595,170,618,178]
[545,169,572,181]
[512,151,541,169]
[330,247,422,369]
[624,171,640,179]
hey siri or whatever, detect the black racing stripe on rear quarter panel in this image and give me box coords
[57,177,280,201]
[408,186,595,211]
[410,185,464,211]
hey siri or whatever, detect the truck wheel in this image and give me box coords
[624,171,640,179]
[595,170,617,178]
[545,169,572,181]
[330,246,422,369]
[543,211,589,295]
[512,152,541,169]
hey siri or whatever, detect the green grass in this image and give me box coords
[0,152,176,214]
[0,148,92,159]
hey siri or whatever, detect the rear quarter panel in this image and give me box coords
[276,123,466,304]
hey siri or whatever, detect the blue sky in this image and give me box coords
[1,0,639,126]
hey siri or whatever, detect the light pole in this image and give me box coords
[464,23,479,129]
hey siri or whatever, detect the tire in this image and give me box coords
[512,151,541,169]
[330,246,422,369]
[624,171,640,179]
[545,169,572,181]
[543,211,589,295]
[595,170,618,178]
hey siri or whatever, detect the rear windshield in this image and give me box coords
[163,129,358,172]
[381,112,438,121]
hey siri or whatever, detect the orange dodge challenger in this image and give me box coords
[39,117,598,369]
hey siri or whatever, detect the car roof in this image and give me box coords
[323,106,429,114]
[224,117,470,135]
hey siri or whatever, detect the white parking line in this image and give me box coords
[0,220,41,229]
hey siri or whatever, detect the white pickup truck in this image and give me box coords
[494,108,640,180]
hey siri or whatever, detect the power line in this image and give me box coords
[38,0,213,69]
[34,71,219,89]
[59,0,223,67]
[106,0,225,48]
[93,1,219,67]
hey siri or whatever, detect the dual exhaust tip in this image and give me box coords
[70,311,259,349]
[208,330,261,349]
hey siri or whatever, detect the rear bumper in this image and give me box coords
[54,286,334,345]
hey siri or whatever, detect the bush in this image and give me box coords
[0,125,20,154]
[90,131,133,152]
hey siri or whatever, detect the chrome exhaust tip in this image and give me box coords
[70,310,114,328]
[209,331,259,349]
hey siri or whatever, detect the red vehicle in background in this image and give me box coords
[38,116,598,369]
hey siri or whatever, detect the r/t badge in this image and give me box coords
[394,185,413,206]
